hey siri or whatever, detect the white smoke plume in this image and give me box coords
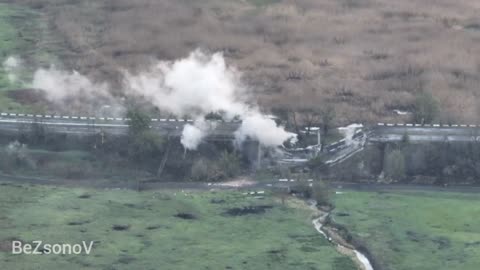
[124,50,248,118]
[181,124,205,150]
[32,66,124,115]
[33,67,108,100]
[124,50,296,149]
[3,56,22,83]
[27,50,295,149]
[181,119,217,150]
[235,114,297,147]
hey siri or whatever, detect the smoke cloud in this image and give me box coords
[181,124,205,150]
[124,50,296,149]
[32,67,108,101]
[181,119,216,150]
[32,66,124,115]
[27,50,296,149]
[124,50,248,118]
[235,114,297,147]
[3,56,22,83]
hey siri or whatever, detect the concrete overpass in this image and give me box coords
[2,112,480,165]
[288,122,480,167]
[0,112,263,168]
[370,123,480,142]
[4,112,478,142]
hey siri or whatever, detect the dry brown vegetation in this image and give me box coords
[8,0,480,124]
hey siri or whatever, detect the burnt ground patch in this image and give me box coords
[222,205,273,216]
[174,213,197,220]
[112,224,130,231]
[146,224,169,230]
[78,194,91,199]
[267,248,287,260]
[67,220,91,226]
[210,198,226,204]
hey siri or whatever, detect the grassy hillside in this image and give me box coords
[7,0,480,123]
[0,182,356,270]
[333,190,480,270]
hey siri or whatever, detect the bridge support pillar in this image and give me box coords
[241,140,262,170]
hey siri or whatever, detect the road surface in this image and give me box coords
[371,123,480,142]
[0,113,241,139]
[2,112,480,165]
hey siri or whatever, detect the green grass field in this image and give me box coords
[0,182,356,270]
[333,190,480,270]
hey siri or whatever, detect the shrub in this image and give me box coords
[0,141,36,172]
[307,156,329,175]
[414,91,439,124]
[126,108,164,164]
[290,182,312,198]
[127,130,164,163]
[190,151,242,182]
[384,149,406,181]
[190,158,211,181]
[312,180,330,206]
[290,180,330,205]
[272,186,289,206]
[217,151,241,178]
[127,108,151,135]
[278,166,292,179]
[28,122,48,146]
[401,132,410,146]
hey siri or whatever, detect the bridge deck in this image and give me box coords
[370,125,480,142]
[2,112,480,143]
[0,113,241,138]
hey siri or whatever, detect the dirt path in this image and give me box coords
[2,172,480,195]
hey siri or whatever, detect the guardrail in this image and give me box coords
[0,112,242,123]
[376,123,478,128]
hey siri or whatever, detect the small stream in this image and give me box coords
[311,205,374,270]
[354,251,374,270]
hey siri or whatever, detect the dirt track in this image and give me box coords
[1,172,480,194]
